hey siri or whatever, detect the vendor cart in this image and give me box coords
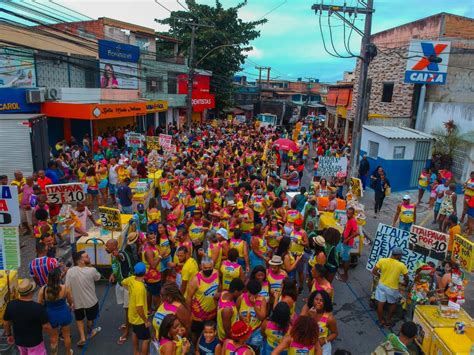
[130,179,155,210]
[76,214,134,273]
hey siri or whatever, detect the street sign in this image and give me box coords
[0,186,20,227]
[98,206,122,232]
[404,40,451,84]
[46,183,86,204]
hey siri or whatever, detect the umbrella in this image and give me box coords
[273,138,300,152]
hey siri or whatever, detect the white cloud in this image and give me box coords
[247,46,264,59]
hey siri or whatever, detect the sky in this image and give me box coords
[45,1,474,82]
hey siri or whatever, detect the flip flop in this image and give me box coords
[76,340,86,347]
[90,327,102,339]
[117,336,128,345]
[118,324,127,331]
[335,274,347,282]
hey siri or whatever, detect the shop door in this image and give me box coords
[409,141,431,188]
[31,116,50,171]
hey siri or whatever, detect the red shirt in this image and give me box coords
[343,217,358,247]
[37,177,52,193]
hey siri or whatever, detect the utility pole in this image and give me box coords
[267,67,271,82]
[311,1,376,176]
[184,21,214,131]
[255,66,271,86]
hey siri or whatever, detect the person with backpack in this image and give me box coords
[106,236,138,345]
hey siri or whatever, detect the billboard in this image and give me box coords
[98,40,140,89]
[405,40,451,85]
[177,74,211,94]
[0,48,36,88]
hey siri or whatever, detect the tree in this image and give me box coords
[431,119,462,170]
[158,0,266,113]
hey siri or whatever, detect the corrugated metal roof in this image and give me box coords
[363,125,435,140]
[0,113,45,120]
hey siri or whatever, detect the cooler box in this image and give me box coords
[413,305,474,353]
[431,327,474,354]
[0,271,18,326]
[317,196,346,211]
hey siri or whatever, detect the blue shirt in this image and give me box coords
[117,184,133,207]
[45,169,59,184]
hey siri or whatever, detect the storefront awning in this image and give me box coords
[41,100,168,120]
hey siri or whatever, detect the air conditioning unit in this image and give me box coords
[44,88,62,101]
[26,88,46,103]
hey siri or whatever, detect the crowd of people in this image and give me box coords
[1,119,468,355]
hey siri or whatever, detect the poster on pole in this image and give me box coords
[98,206,122,232]
[452,234,474,272]
[366,223,438,274]
[146,136,160,151]
[159,134,172,150]
[0,227,20,270]
[318,157,348,177]
[0,186,20,227]
[125,132,144,148]
[409,225,448,261]
[45,183,86,204]
[350,177,363,198]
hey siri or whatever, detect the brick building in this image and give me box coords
[351,13,474,180]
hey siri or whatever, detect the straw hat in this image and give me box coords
[312,235,326,247]
[127,232,139,245]
[268,255,283,266]
[18,279,36,296]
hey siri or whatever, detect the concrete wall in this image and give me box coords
[418,102,474,135]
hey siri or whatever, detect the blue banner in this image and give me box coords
[0,88,40,113]
[98,39,140,63]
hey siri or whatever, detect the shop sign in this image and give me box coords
[42,102,148,120]
[45,183,86,204]
[366,224,438,274]
[0,186,20,227]
[177,74,210,94]
[146,100,168,113]
[98,206,122,232]
[0,227,20,270]
[405,40,450,85]
[452,234,474,272]
[192,93,215,112]
[409,225,448,261]
[317,157,348,177]
[0,88,40,113]
[98,40,140,63]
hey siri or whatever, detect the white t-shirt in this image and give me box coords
[65,266,101,309]
[436,184,449,203]
[72,207,92,236]
[109,165,119,185]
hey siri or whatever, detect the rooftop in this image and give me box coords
[363,126,435,140]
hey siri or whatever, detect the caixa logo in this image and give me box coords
[192,98,212,105]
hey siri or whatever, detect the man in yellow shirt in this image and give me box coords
[176,246,199,297]
[447,215,461,255]
[372,247,409,327]
[122,262,151,355]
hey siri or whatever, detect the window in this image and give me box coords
[393,146,406,160]
[381,82,394,102]
[368,141,379,159]
[167,72,178,94]
[146,76,163,92]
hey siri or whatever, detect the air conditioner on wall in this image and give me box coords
[44,88,62,101]
[26,88,46,103]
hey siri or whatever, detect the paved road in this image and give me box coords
[15,155,472,354]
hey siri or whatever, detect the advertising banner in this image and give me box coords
[452,234,474,272]
[45,183,86,204]
[318,157,348,177]
[100,60,138,89]
[0,48,36,88]
[0,227,20,270]
[98,207,122,232]
[0,186,20,227]
[366,224,438,274]
[409,225,448,261]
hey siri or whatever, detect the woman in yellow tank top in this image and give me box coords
[84,166,100,210]
[301,290,338,355]
[158,314,190,355]
[272,315,322,355]
[237,280,267,348]
[95,160,108,205]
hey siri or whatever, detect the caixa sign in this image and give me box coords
[404,40,451,85]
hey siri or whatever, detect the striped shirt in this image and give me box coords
[29,256,59,286]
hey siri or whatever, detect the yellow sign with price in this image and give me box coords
[98,207,122,232]
[452,234,474,272]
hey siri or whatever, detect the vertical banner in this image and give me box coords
[452,234,474,272]
[0,227,20,270]
[0,186,20,227]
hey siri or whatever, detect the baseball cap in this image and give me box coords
[137,203,145,211]
[403,194,411,200]
[134,262,146,275]
[392,247,403,256]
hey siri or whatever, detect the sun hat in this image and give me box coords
[230,320,253,340]
[268,255,283,266]
[18,279,36,296]
[216,228,229,240]
[127,232,139,245]
[312,235,326,247]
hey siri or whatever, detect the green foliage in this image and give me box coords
[157,0,266,112]
[431,120,462,169]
